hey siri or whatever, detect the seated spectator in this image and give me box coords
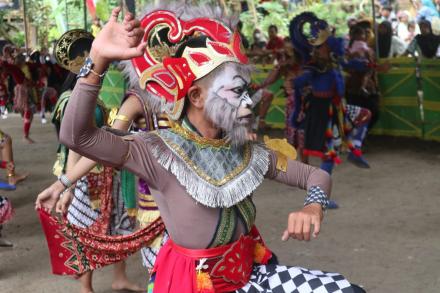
[266,25,284,50]
[380,6,398,30]
[251,28,267,50]
[406,20,440,58]
[266,24,284,61]
[407,21,418,45]
[377,21,406,58]
[397,10,420,45]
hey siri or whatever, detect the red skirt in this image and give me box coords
[152,226,272,293]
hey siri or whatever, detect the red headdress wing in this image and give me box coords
[131,10,248,120]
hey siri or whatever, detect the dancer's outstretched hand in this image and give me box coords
[35,180,65,213]
[55,189,74,215]
[90,7,146,65]
[282,203,324,242]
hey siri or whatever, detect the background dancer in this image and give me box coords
[1,56,35,144]
[290,12,372,177]
[37,29,148,293]
[0,130,27,190]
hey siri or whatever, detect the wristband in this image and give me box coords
[0,161,6,169]
[59,188,71,199]
[78,57,108,80]
[58,174,73,189]
[304,186,329,210]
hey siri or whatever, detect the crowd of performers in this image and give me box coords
[0,3,387,293]
[0,44,67,142]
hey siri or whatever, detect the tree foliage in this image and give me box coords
[240,0,367,43]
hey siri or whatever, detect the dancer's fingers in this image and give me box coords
[281,229,289,241]
[312,217,321,238]
[109,7,121,23]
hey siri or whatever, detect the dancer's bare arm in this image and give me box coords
[36,95,144,213]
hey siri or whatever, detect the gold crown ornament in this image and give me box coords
[55,29,94,74]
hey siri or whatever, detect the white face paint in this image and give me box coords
[203,63,258,147]
[209,64,253,120]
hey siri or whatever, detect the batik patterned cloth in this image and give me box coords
[237,264,354,293]
[39,165,166,275]
[0,195,13,225]
[67,169,134,236]
[38,209,165,275]
[67,177,100,228]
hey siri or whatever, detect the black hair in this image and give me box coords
[69,38,93,60]
[60,72,78,94]
[349,26,366,48]
[268,25,278,32]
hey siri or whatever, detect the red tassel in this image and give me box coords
[351,148,363,157]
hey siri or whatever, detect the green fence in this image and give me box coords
[369,57,423,138]
[371,57,440,142]
[419,59,440,142]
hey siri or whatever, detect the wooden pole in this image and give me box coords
[372,0,378,58]
[65,0,69,30]
[247,0,258,28]
[22,0,29,52]
[83,0,87,30]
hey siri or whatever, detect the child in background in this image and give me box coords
[348,26,374,94]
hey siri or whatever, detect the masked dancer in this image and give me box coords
[38,4,365,293]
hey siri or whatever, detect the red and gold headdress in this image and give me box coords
[131,9,248,120]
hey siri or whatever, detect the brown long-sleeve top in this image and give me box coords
[60,79,331,249]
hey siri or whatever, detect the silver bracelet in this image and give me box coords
[59,188,71,199]
[58,174,73,189]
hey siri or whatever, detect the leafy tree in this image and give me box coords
[0,10,18,42]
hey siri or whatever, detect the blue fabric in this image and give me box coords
[320,160,334,175]
[0,181,15,190]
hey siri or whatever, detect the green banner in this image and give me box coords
[370,57,423,138]
[98,67,126,109]
[420,59,440,142]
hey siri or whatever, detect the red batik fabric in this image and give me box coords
[38,210,165,275]
[38,165,165,275]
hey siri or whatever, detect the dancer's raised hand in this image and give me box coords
[90,7,146,66]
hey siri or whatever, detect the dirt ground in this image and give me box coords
[0,115,439,293]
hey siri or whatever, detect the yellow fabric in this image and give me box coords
[263,136,297,172]
[127,208,138,217]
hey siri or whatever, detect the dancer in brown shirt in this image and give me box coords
[37,4,364,293]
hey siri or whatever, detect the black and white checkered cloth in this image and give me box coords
[304,186,329,210]
[237,264,354,293]
[345,104,361,123]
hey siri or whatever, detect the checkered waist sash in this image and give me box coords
[152,226,273,293]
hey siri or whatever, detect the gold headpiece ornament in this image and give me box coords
[55,29,94,74]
